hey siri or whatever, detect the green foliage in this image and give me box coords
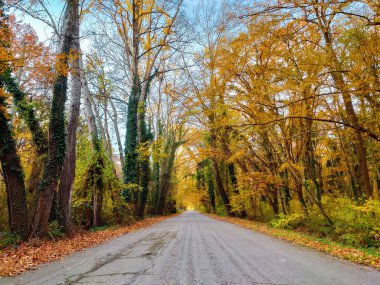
[37,72,67,191]
[269,213,307,230]
[0,69,47,156]
[325,198,380,248]
[0,232,21,248]
[72,125,135,227]
[0,183,8,231]
[0,74,28,237]
[0,77,24,184]
[47,220,64,239]
[89,225,111,232]
[123,75,140,201]
[205,163,216,212]
[269,198,380,248]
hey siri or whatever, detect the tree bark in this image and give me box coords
[0,84,28,238]
[57,16,81,234]
[109,98,124,167]
[206,162,216,213]
[2,69,48,156]
[212,158,232,216]
[1,70,48,195]
[31,0,78,236]
[156,140,176,215]
[123,1,141,207]
[123,76,140,204]
[323,30,372,199]
[81,56,98,144]
[156,130,183,215]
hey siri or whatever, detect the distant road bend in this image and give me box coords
[2,211,380,285]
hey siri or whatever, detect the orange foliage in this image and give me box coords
[9,15,54,91]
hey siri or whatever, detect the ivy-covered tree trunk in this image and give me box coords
[92,157,104,227]
[152,159,160,214]
[58,11,81,234]
[31,0,77,236]
[152,122,162,214]
[205,163,216,213]
[156,130,184,215]
[135,77,155,218]
[137,118,150,218]
[1,69,48,195]
[0,3,27,238]
[0,80,28,238]
[123,76,140,205]
[123,1,141,208]
[2,69,48,156]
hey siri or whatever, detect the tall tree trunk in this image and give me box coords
[102,100,113,159]
[57,19,81,234]
[92,158,104,227]
[156,131,183,215]
[304,135,322,203]
[206,163,216,213]
[324,32,372,199]
[0,81,28,238]
[289,168,308,214]
[136,106,150,217]
[152,159,160,214]
[81,56,98,144]
[109,98,124,167]
[136,76,155,217]
[31,0,78,236]
[2,69,48,156]
[1,70,48,195]
[156,143,176,215]
[80,56,104,227]
[123,1,141,210]
[212,158,231,216]
[123,75,140,205]
[92,99,107,148]
[227,163,238,193]
[267,186,279,215]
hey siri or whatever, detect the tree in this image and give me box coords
[57,4,81,233]
[95,0,183,217]
[0,0,28,238]
[31,0,79,236]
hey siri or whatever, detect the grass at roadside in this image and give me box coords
[0,215,171,277]
[208,214,380,270]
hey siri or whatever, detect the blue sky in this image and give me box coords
[16,0,202,50]
[17,0,200,46]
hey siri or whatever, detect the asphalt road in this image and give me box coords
[1,211,380,285]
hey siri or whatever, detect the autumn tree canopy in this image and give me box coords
[0,0,379,250]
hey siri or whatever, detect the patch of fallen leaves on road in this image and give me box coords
[209,214,380,271]
[0,216,171,277]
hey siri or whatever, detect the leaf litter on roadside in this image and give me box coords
[0,216,170,277]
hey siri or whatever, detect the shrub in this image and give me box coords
[0,232,21,248]
[269,213,306,230]
[90,225,110,232]
[47,220,64,239]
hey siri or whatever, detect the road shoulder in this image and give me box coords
[208,214,380,271]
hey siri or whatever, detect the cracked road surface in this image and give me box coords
[2,211,380,285]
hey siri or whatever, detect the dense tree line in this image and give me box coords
[0,0,185,238]
[175,0,380,248]
[0,0,379,250]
